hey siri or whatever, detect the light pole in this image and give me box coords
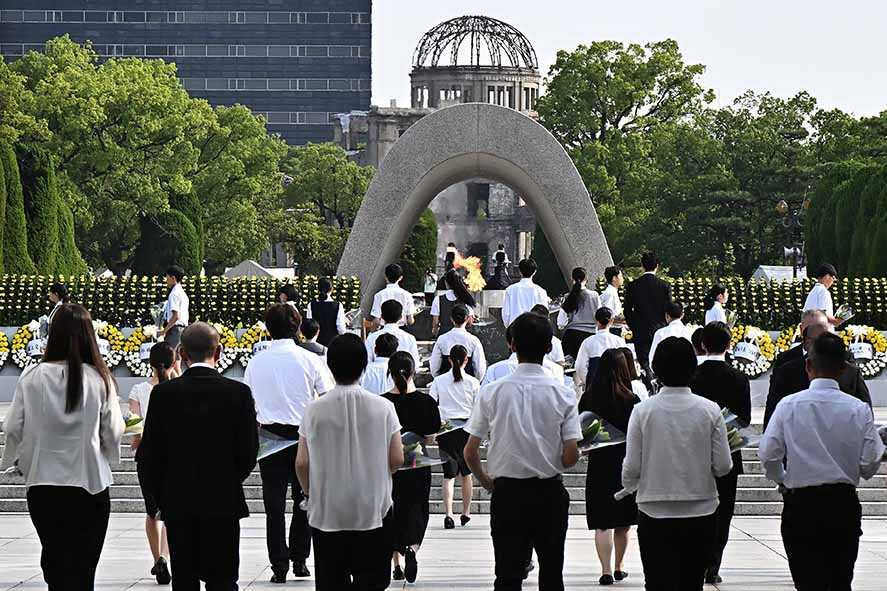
[775,197,809,279]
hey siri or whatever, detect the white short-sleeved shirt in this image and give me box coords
[649,320,694,370]
[370,283,416,324]
[429,291,475,319]
[300,384,401,532]
[164,283,189,326]
[465,364,581,479]
[128,381,154,418]
[501,278,550,327]
[600,284,623,318]
[705,302,727,325]
[244,339,335,426]
[365,324,421,368]
[306,296,348,335]
[574,331,627,386]
[360,358,394,395]
[482,354,564,385]
[429,370,480,420]
[429,327,487,381]
[548,336,565,365]
[803,283,834,318]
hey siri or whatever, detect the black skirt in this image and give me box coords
[391,466,432,552]
[436,428,472,478]
[562,329,593,360]
[585,444,637,530]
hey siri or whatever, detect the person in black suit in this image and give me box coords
[765,322,871,429]
[771,310,829,372]
[689,322,751,585]
[624,252,672,379]
[137,322,259,591]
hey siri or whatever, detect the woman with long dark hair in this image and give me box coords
[557,267,601,359]
[382,352,441,583]
[617,347,649,401]
[129,342,177,585]
[579,348,641,586]
[429,345,478,529]
[704,283,729,325]
[1,304,124,589]
[431,269,476,337]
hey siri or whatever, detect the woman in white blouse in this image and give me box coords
[128,341,178,585]
[704,284,729,325]
[1,304,124,589]
[429,345,480,529]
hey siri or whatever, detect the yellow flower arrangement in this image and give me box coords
[238,322,271,368]
[729,325,776,378]
[94,321,125,368]
[211,323,240,373]
[10,324,38,370]
[124,327,158,377]
[775,324,802,355]
[839,325,887,378]
[0,331,9,369]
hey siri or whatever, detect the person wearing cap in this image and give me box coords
[803,264,840,326]
[160,265,190,348]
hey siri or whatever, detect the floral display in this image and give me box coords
[730,325,776,378]
[212,323,240,373]
[10,322,40,370]
[123,326,159,377]
[0,331,9,369]
[93,320,125,369]
[839,325,887,378]
[238,322,271,368]
[775,324,802,355]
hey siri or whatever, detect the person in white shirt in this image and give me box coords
[429,345,480,530]
[501,258,550,327]
[556,267,601,359]
[431,269,477,337]
[361,334,397,395]
[464,312,581,590]
[296,334,404,590]
[429,304,487,381]
[423,268,438,307]
[128,341,178,585]
[483,325,565,385]
[600,265,624,320]
[618,347,649,401]
[648,301,693,372]
[365,300,421,368]
[160,265,189,347]
[704,283,729,325]
[622,336,733,591]
[306,277,347,346]
[46,282,70,330]
[1,304,125,590]
[574,307,626,389]
[298,318,327,357]
[759,332,884,591]
[691,327,708,366]
[531,304,566,365]
[370,263,416,327]
[803,263,841,326]
[243,304,335,582]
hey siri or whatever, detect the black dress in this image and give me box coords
[579,387,640,530]
[382,391,442,553]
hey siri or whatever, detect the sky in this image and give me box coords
[372,0,887,117]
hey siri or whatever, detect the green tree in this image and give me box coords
[56,199,87,274]
[399,210,437,293]
[849,167,887,275]
[0,142,36,274]
[0,151,5,274]
[131,210,201,276]
[531,225,567,297]
[274,210,350,276]
[0,60,46,144]
[19,147,61,273]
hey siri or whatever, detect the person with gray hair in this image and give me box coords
[772,309,829,372]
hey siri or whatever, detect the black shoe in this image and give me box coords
[404,548,418,583]
[705,572,723,584]
[270,572,286,584]
[393,565,405,581]
[614,570,628,581]
[444,516,455,529]
[292,560,311,578]
[460,515,471,527]
[153,557,171,585]
[522,560,535,580]
[599,574,615,585]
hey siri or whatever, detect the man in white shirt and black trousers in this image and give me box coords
[160,265,190,348]
[244,303,335,583]
[464,312,581,590]
[501,258,550,328]
[759,332,884,591]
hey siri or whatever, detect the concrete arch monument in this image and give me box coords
[337,102,613,314]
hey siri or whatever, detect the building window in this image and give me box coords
[467,183,491,219]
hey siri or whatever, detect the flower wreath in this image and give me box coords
[239,322,271,368]
[93,321,125,369]
[11,322,40,370]
[212,323,240,373]
[0,331,9,369]
[124,326,160,377]
[729,325,776,378]
[775,324,802,356]
[839,325,887,379]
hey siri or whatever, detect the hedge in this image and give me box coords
[0,275,361,327]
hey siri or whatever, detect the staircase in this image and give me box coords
[2,434,885,515]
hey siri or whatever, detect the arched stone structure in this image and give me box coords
[338,102,612,314]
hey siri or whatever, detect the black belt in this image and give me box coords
[261,423,300,440]
[494,474,563,484]
[785,482,856,497]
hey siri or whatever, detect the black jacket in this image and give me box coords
[764,357,871,430]
[771,344,803,373]
[624,273,672,345]
[136,366,259,520]
[689,360,752,476]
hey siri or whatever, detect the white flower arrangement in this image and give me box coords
[124,326,157,378]
[840,325,887,379]
[211,323,240,374]
[730,325,775,379]
[238,322,270,368]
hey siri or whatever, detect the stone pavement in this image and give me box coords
[1,515,886,590]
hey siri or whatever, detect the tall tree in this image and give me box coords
[0,142,36,274]
[19,147,61,273]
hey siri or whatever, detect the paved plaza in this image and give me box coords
[1,515,886,590]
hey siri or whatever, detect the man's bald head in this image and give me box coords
[800,309,828,331]
[180,322,221,366]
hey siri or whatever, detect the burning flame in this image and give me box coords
[453,252,487,292]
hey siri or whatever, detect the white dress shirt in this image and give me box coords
[622,387,733,518]
[803,283,834,318]
[370,283,416,325]
[429,327,487,381]
[164,283,189,326]
[465,364,581,479]
[759,378,884,489]
[1,363,125,494]
[649,319,694,370]
[705,301,727,325]
[482,354,565,385]
[360,358,394,395]
[128,381,154,418]
[429,291,476,319]
[600,284,623,318]
[574,331,627,387]
[501,278,550,327]
[299,384,401,532]
[548,336,566,365]
[244,339,334,426]
[306,296,347,335]
[365,324,421,368]
[429,370,480,420]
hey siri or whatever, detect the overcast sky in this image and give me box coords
[372,0,886,117]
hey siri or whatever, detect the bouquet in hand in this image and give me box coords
[721,408,759,453]
[400,432,445,471]
[124,414,144,436]
[436,418,467,437]
[578,411,626,454]
[726,309,739,329]
[835,304,855,325]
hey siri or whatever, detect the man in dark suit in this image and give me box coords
[624,251,672,377]
[771,310,829,372]
[137,322,259,590]
[765,322,871,429]
[689,322,751,585]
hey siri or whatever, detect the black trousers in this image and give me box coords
[781,484,861,591]
[490,476,570,591]
[633,338,654,390]
[311,516,393,591]
[561,329,591,360]
[165,515,240,590]
[27,486,111,590]
[637,511,716,591]
[708,467,739,575]
[258,427,310,572]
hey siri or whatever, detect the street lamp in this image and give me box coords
[775,197,808,279]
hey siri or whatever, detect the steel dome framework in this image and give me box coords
[412,15,539,70]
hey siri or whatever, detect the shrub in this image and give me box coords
[0,142,36,274]
[399,209,437,293]
[131,210,202,276]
